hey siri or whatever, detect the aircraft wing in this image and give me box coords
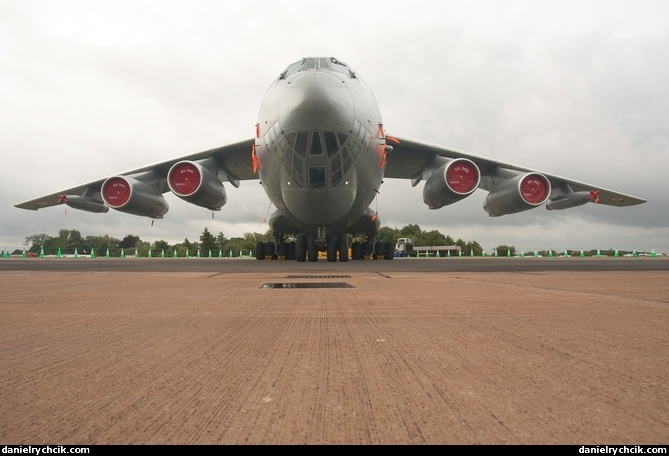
[15,138,256,211]
[383,134,646,210]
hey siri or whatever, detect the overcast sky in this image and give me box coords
[2,0,668,254]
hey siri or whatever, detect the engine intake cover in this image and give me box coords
[101,176,169,218]
[484,172,551,217]
[167,161,227,210]
[423,159,480,209]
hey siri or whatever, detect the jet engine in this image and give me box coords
[484,172,551,217]
[101,176,169,218]
[423,159,481,209]
[167,161,227,210]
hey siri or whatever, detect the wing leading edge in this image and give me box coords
[383,134,646,215]
[15,138,256,214]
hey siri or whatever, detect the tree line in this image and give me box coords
[20,228,269,258]
[13,224,516,258]
[12,225,627,258]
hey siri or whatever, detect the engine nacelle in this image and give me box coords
[422,159,480,209]
[101,176,169,218]
[484,172,551,217]
[64,195,109,213]
[167,161,227,210]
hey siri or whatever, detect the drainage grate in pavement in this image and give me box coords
[284,275,352,279]
[260,282,355,289]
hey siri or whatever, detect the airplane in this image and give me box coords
[15,56,647,262]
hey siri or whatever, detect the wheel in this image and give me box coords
[351,241,361,260]
[295,235,306,262]
[361,241,372,259]
[277,241,288,260]
[255,241,264,260]
[374,241,385,259]
[327,235,338,262]
[384,240,395,260]
[307,235,318,262]
[339,235,349,262]
[264,241,274,259]
[288,241,296,260]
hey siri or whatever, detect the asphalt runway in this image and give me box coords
[2,255,669,273]
[1,257,667,444]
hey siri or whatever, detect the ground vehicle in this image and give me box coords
[394,237,461,257]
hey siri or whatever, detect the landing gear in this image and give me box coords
[361,241,373,259]
[295,234,307,262]
[255,230,392,263]
[254,232,290,261]
[385,240,395,260]
[264,241,275,260]
[327,235,338,262]
[277,241,288,260]
[374,240,385,259]
[339,235,350,262]
[351,241,361,260]
[307,234,318,262]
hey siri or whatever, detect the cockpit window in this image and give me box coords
[309,167,326,189]
[310,132,323,156]
[282,60,303,77]
[305,58,318,70]
[330,58,349,74]
[281,57,353,79]
[304,57,332,71]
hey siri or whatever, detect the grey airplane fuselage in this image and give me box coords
[254,62,385,238]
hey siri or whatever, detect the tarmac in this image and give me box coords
[1,257,668,444]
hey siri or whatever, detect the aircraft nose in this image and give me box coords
[274,71,359,226]
[283,185,356,226]
[283,72,353,128]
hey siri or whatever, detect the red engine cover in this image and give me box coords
[446,160,479,194]
[169,163,202,196]
[520,174,548,204]
[102,177,131,207]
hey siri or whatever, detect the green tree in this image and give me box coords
[83,235,121,256]
[400,224,422,238]
[224,236,245,257]
[24,233,52,253]
[423,229,450,246]
[495,244,516,256]
[200,228,217,254]
[215,232,227,251]
[153,240,170,254]
[181,238,193,256]
[376,226,399,243]
[466,241,482,256]
[119,235,140,249]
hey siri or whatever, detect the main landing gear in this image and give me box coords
[254,231,395,262]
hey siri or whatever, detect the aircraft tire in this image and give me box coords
[327,236,337,262]
[374,241,385,259]
[385,241,395,260]
[351,241,361,260]
[288,241,296,260]
[339,235,349,262]
[277,241,288,260]
[361,241,372,259]
[264,241,274,260]
[307,235,318,262]
[295,235,306,262]
[255,242,264,260]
